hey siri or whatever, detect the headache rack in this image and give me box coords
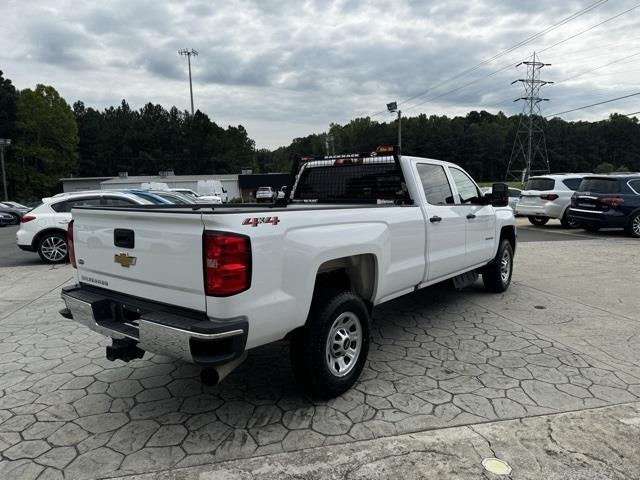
[284,145,413,205]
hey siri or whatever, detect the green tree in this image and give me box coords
[0,70,18,139]
[594,162,615,173]
[10,85,78,199]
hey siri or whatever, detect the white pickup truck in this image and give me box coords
[60,147,516,398]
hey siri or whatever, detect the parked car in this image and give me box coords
[17,191,153,264]
[2,201,30,209]
[481,186,521,212]
[0,211,14,227]
[60,146,516,398]
[256,186,275,202]
[569,174,640,237]
[115,190,173,205]
[0,201,30,225]
[168,188,222,204]
[515,174,588,227]
[149,190,197,205]
[277,185,288,199]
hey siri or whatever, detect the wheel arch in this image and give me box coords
[499,225,516,254]
[32,227,68,249]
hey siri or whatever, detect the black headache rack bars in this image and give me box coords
[282,145,413,206]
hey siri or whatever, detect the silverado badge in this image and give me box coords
[114,253,137,268]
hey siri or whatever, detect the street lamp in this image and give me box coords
[0,138,11,201]
[387,102,401,154]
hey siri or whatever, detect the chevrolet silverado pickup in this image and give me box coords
[60,147,516,398]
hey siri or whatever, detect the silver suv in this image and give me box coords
[516,174,589,227]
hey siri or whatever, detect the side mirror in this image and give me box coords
[491,183,509,207]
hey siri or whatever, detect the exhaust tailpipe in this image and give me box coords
[200,352,248,386]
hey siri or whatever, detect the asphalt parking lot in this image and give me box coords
[1,219,639,479]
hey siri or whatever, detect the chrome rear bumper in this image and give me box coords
[61,285,247,366]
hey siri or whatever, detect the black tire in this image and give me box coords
[482,239,514,293]
[625,212,640,238]
[528,216,549,226]
[290,289,370,399]
[37,232,69,264]
[560,210,579,229]
[8,213,20,225]
[583,224,600,232]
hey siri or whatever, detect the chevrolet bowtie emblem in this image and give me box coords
[114,253,137,268]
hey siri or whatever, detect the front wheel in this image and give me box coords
[37,232,68,264]
[290,290,370,399]
[482,239,514,293]
[625,212,640,238]
[528,216,549,226]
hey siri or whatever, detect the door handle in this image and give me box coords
[429,216,442,223]
[466,213,476,219]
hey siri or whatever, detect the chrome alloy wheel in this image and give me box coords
[500,249,511,284]
[633,215,640,236]
[326,311,362,377]
[41,236,67,262]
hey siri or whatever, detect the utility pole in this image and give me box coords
[0,138,11,201]
[386,102,402,154]
[505,52,552,184]
[325,133,335,155]
[178,48,198,115]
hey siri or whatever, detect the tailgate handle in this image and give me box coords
[114,229,135,249]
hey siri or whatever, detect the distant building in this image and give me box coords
[60,176,114,192]
[60,171,290,201]
[100,172,241,199]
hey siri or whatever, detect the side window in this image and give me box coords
[449,168,481,204]
[103,197,136,206]
[628,180,640,195]
[416,164,454,205]
[51,197,101,213]
[508,189,521,198]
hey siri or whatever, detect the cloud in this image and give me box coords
[0,0,638,147]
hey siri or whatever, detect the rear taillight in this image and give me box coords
[21,215,36,223]
[67,220,76,268]
[204,232,251,296]
[601,197,624,207]
[540,194,559,201]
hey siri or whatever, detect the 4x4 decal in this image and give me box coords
[242,216,280,227]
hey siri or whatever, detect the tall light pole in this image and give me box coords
[386,102,402,153]
[0,138,11,201]
[178,48,198,115]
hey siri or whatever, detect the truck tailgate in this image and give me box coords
[72,209,206,311]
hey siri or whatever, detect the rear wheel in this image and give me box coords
[37,232,68,264]
[625,212,640,238]
[482,239,514,293]
[290,289,370,399]
[8,213,20,225]
[560,210,579,229]
[528,216,549,226]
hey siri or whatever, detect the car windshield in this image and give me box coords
[525,178,555,191]
[578,178,620,193]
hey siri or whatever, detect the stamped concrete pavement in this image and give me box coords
[1,232,639,480]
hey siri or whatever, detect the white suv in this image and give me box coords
[516,174,588,227]
[17,191,152,264]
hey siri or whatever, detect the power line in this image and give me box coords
[369,0,610,116]
[552,50,640,85]
[401,3,640,114]
[547,91,640,117]
[625,110,640,116]
[538,3,640,54]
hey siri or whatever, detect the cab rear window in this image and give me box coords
[525,178,555,191]
[578,178,619,193]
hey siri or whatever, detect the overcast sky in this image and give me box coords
[1,0,639,148]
